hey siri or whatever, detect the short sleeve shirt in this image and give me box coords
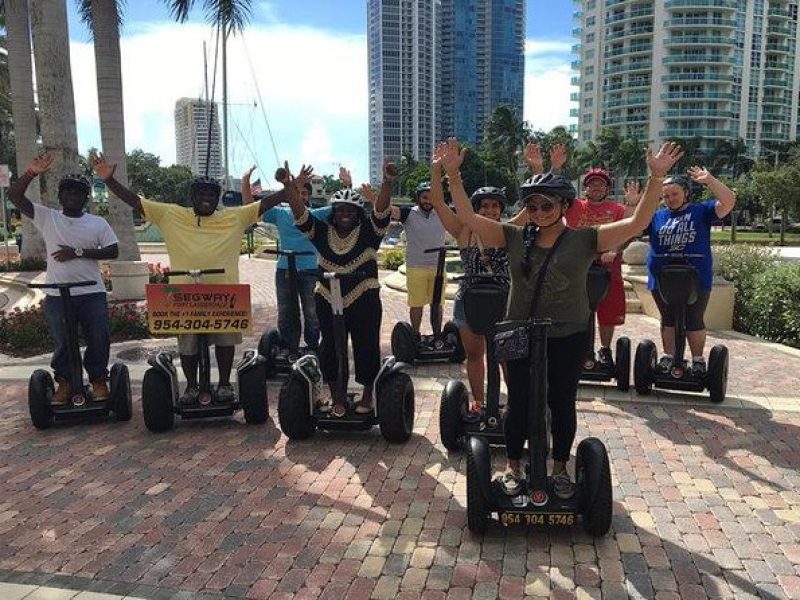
[645,200,717,290]
[31,205,118,296]
[566,198,626,279]
[503,225,598,338]
[141,198,260,284]
[399,206,446,268]
[262,205,331,271]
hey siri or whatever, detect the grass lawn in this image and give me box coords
[711,230,800,245]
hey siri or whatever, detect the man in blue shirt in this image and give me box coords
[242,166,332,360]
[643,167,735,375]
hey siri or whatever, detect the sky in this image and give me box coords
[65,0,575,185]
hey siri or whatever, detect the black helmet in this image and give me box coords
[663,174,691,193]
[470,186,507,211]
[58,173,91,195]
[519,173,576,205]
[414,181,432,200]
[190,175,222,196]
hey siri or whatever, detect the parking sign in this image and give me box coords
[0,165,10,188]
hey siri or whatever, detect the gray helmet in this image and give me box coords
[519,172,576,205]
[330,187,364,207]
[58,174,91,195]
[470,186,507,211]
[190,175,222,196]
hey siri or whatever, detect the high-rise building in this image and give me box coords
[571,0,800,156]
[174,97,223,180]
[368,0,525,183]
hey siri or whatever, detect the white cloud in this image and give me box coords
[523,37,576,134]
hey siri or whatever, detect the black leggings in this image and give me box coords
[504,331,588,462]
[316,289,383,387]
[652,288,711,331]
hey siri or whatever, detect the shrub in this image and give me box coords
[4,257,47,272]
[746,263,800,348]
[147,262,170,284]
[109,302,151,340]
[381,247,405,271]
[714,244,775,331]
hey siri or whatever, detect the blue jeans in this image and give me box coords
[43,292,110,382]
[275,268,320,351]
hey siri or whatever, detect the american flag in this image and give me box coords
[250,178,262,195]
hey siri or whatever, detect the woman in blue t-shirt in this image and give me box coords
[644,167,736,375]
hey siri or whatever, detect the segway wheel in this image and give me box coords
[142,368,175,433]
[466,439,490,535]
[239,363,269,424]
[634,340,657,395]
[439,380,467,451]
[28,369,55,430]
[576,437,612,537]
[278,374,315,439]
[377,372,415,443]
[391,322,417,364]
[259,329,282,378]
[443,321,466,363]
[110,363,133,422]
[615,337,631,392]
[707,344,729,404]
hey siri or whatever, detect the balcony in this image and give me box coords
[606,27,653,41]
[765,61,792,71]
[572,43,581,53]
[664,17,736,28]
[762,109,791,122]
[661,72,730,83]
[570,108,580,117]
[762,95,790,106]
[660,109,733,118]
[768,8,792,20]
[570,92,580,102]
[661,92,734,101]
[763,77,791,88]
[766,43,792,53]
[664,36,733,46]
[659,128,732,137]
[663,55,731,65]
[572,27,583,36]
[605,95,651,108]
[665,0,737,8]
[603,80,651,92]
[603,114,649,125]
[604,62,652,75]
[571,76,580,86]
[571,60,582,70]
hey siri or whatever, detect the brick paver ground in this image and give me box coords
[1,256,799,599]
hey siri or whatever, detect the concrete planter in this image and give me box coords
[109,260,150,301]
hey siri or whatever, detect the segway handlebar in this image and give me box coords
[423,247,449,254]
[28,280,96,290]
[164,268,226,282]
[262,248,316,257]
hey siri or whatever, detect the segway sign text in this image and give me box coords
[146,284,252,334]
[499,512,575,527]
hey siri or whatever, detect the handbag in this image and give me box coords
[462,234,509,336]
[493,229,567,362]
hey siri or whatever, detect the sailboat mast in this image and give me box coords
[222,23,229,190]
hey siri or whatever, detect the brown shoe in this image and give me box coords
[91,380,110,401]
[53,378,71,405]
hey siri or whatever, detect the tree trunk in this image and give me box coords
[5,0,45,259]
[30,0,80,211]
[780,207,787,247]
[91,0,140,260]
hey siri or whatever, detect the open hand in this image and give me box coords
[523,143,543,173]
[383,161,397,182]
[51,245,78,262]
[359,183,378,204]
[26,153,54,177]
[549,144,567,172]
[338,166,353,189]
[687,166,713,185]
[242,164,257,180]
[295,164,314,190]
[89,151,115,181]
[441,138,465,174]
[647,142,684,178]
[624,180,641,206]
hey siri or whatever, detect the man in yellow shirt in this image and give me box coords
[91,152,307,404]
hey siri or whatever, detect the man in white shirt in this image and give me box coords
[9,154,119,403]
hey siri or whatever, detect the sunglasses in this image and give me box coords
[525,201,556,214]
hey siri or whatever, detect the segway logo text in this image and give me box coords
[657,213,696,250]
[168,292,237,309]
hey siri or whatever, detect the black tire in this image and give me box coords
[240,364,269,424]
[259,329,282,378]
[278,374,315,439]
[439,380,467,451]
[443,321,466,363]
[576,437,612,537]
[615,337,631,392]
[377,372,415,443]
[110,363,132,422]
[466,441,490,535]
[391,322,417,364]
[707,344,728,404]
[634,340,656,396]
[142,368,175,433]
[28,369,54,430]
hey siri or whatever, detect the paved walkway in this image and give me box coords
[1,256,800,599]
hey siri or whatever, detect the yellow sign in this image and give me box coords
[146,283,252,334]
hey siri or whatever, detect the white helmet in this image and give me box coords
[329,188,364,207]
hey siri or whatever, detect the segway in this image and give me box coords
[27,280,132,429]
[141,268,268,432]
[257,248,317,378]
[634,253,728,403]
[579,263,630,391]
[391,246,465,364]
[278,272,415,443]
[440,273,509,451]
[466,319,613,536]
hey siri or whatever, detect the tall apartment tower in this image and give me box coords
[571,0,800,156]
[368,0,438,183]
[174,97,223,180]
[438,0,526,146]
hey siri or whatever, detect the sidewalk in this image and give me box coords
[1,256,800,599]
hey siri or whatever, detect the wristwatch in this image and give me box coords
[74,248,84,258]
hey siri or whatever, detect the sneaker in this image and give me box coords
[179,386,199,405]
[691,359,706,377]
[53,378,71,405]
[598,347,614,368]
[463,400,484,423]
[500,469,524,496]
[657,356,673,372]
[90,380,110,401]
[216,383,236,404]
[552,471,575,500]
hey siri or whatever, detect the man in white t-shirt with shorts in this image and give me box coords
[9,154,119,403]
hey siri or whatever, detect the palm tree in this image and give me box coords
[4,0,46,258]
[77,0,140,261]
[712,138,752,180]
[482,104,530,173]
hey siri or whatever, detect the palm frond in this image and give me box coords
[204,0,253,34]
[76,0,127,38]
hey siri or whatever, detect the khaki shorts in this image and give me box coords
[177,333,243,355]
[406,266,445,308]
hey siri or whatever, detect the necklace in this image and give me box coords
[328,224,360,255]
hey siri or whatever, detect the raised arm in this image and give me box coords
[441,138,505,247]
[596,142,684,253]
[523,143,544,175]
[549,143,567,174]
[90,151,143,214]
[240,165,257,205]
[375,161,395,214]
[688,166,736,219]
[276,162,313,220]
[429,141,464,238]
[9,154,53,218]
